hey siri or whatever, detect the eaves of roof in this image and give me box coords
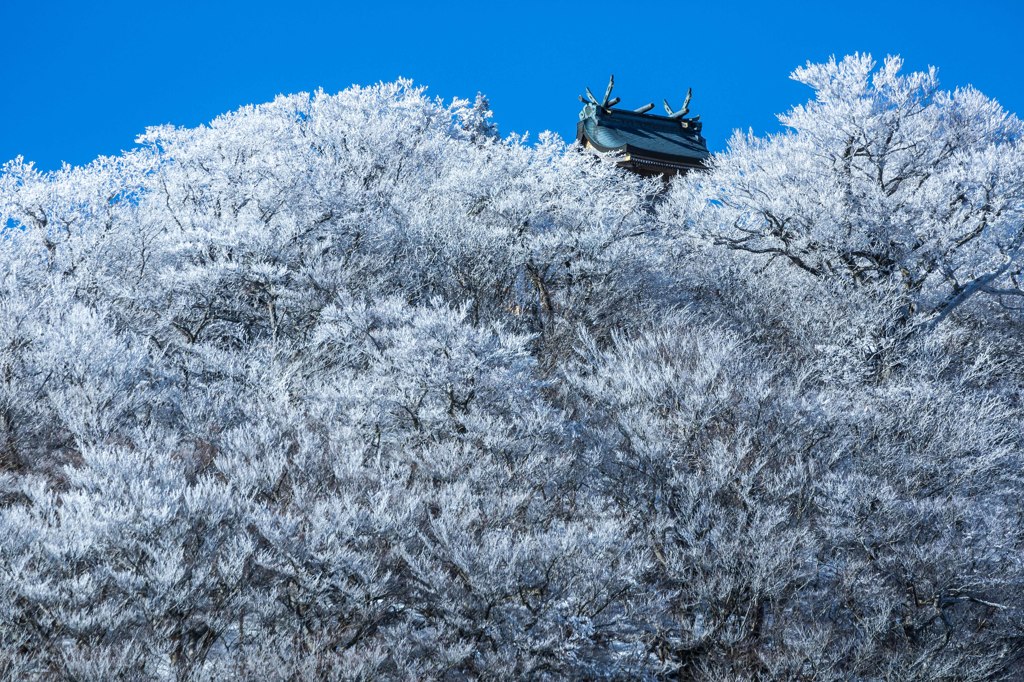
[578,108,709,164]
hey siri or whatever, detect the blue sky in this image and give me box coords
[2,1,1022,170]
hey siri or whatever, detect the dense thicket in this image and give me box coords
[1,55,1023,680]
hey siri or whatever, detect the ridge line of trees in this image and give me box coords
[0,57,1022,679]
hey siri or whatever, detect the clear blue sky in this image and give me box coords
[3,1,1022,170]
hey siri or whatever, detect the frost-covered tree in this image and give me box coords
[666,54,1024,325]
[1,60,1023,680]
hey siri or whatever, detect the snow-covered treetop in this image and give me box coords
[1,57,1023,680]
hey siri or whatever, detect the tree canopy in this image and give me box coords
[1,56,1023,679]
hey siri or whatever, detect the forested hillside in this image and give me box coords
[2,54,1023,679]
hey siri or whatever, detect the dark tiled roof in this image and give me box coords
[578,106,710,166]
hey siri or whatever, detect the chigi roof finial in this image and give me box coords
[579,74,621,112]
[663,88,693,119]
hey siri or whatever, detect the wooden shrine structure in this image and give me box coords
[577,75,709,176]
